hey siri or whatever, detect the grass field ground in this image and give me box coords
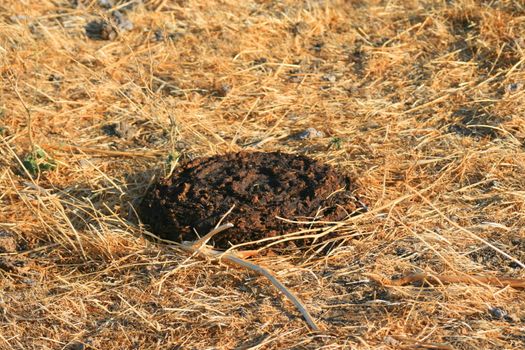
[1,0,525,349]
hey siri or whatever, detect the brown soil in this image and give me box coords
[139,152,362,250]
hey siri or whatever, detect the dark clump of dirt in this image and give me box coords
[85,20,117,40]
[139,152,363,251]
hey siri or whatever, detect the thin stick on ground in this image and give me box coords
[366,272,525,289]
[191,222,235,251]
[181,223,321,332]
[218,251,321,332]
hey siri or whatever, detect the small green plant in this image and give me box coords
[330,137,344,150]
[22,147,56,175]
[165,151,180,177]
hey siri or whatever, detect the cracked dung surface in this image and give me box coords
[139,151,362,250]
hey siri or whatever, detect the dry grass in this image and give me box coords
[1,0,525,349]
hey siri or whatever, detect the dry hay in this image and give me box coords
[1,0,525,349]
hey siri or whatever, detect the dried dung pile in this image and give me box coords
[139,152,362,250]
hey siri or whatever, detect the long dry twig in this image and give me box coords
[182,223,321,332]
[367,272,525,289]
